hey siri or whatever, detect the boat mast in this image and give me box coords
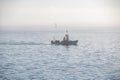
[65,27,69,41]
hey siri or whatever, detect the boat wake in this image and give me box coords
[0,42,50,45]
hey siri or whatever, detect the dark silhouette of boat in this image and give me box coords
[51,32,78,45]
[51,40,78,45]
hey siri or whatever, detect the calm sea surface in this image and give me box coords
[0,30,120,80]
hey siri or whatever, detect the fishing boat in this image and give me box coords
[51,31,78,45]
[51,40,78,45]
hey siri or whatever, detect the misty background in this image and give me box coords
[0,0,120,31]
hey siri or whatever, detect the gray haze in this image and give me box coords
[0,0,120,31]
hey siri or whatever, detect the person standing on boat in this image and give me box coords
[63,30,69,41]
[65,34,69,41]
[65,30,69,41]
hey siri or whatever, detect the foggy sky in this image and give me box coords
[0,0,120,30]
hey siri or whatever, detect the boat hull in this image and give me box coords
[51,40,78,45]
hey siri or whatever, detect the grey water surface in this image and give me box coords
[0,30,120,80]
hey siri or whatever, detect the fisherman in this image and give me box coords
[65,34,69,41]
[63,34,69,41]
[63,30,69,41]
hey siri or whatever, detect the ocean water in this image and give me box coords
[0,30,120,80]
